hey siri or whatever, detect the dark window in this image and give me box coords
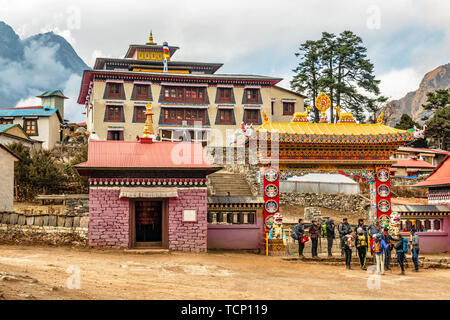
[135,84,150,100]
[0,118,13,125]
[434,219,441,230]
[134,106,147,122]
[163,108,206,125]
[106,105,123,122]
[245,89,259,104]
[218,109,233,124]
[283,102,295,115]
[217,88,232,103]
[107,83,123,99]
[162,86,206,104]
[107,131,123,141]
[23,119,38,135]
[271,101,274,115]
[244,109,259,124]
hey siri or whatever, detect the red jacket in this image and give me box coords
[309,224,320,239]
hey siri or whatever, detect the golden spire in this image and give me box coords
[142,102,154,138]
[148,30,155,44]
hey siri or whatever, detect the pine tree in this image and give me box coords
[395,114,420,130]
[426,106,450,150]
[291,40,322,122]
[422,89,450,111]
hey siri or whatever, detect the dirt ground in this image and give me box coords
[0,245,449,300]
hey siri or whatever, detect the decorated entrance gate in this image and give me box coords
[253,93,417,253]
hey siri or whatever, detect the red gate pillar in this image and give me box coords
[375,165,392,227]
[263,167,280,235]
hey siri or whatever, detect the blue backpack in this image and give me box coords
[402,238,410,253]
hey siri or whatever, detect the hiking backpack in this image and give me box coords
[373,241,381,253]
[402,238,410,253]
[357,235,367,247]
[322,224,327,238]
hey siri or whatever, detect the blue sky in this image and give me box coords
[0,0,449,122]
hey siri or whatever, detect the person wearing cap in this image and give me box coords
[338,218,352,256]
[354,218,367,234]
[309,219,320,258]
[355,227,369,270]
[372,234,388,275]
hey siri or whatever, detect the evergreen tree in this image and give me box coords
[422,89,450,111]
[395,114,420,130]
[291,40,322,122]
[426,106,450,150]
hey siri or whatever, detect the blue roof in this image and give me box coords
[0,124,17,132]
[0,107,59,118]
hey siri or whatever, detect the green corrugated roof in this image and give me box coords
[36,90,68,99]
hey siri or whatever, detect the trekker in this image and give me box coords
[309,219,320,258]
[326,218,335,257]
[343,233,354,269]
[292,219,305,258]
[354,218,367,234]
[381,227,396,270]
[372,235,388,275]
[355,227,369,270]
[368,220,382,258]
[394,234,409,275]
[411,228,420,272]
[338,218,352,256]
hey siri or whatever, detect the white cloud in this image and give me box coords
[15,96,40,107]
[378,68,422,100]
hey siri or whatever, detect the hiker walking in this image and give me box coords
[381,227,396,270]
[355,227,369,270]
[343,233,354,269]
[292,218,305,258]
[411,228,420,272]
[338,218,352,256]
[309,219,320,258]
[368,220,382,260]
[325,218,335,257]
[394,233,409,275]
[372,235,388,275]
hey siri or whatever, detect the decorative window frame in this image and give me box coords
[242,87,262,105]
[131,82,153,101]
[104,104,125,122]
[103,82,126,100]
[132,104,147,123]
[23,117,39,136]
[215,86,235,104]
[215,107,236,125]
[242,108,262,125]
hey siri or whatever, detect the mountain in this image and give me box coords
[0,21,89,121]
[388,63,450,125]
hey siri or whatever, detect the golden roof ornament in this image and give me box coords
[315,92,331,123]
[335,106,356,123]
[142,102,154,138]
[377,112,384,124]
[292,107,311,122]
[148,30,155,44]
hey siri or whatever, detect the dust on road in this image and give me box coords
[0,245,449,300]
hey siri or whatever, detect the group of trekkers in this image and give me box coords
[292,218,421,275]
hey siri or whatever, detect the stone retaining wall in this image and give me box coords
[280,192,369,213]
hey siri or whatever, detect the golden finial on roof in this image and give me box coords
[315,92,331,122]
[292,106,311,122]
[148,30,155,44]
[335,106,356,123]
[142,102,154,138]
[377,112,384,124]
[261,110,269,123]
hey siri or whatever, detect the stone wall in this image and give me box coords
[0,211,88,246]
[280,192,369,213]
[168,188,208,252]
[88,188,130,249]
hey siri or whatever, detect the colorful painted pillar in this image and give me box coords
[263,167,279,235]
[375,165,392,227]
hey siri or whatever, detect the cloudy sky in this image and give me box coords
[1,0,449,121]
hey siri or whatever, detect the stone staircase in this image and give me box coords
[207,170,254,196]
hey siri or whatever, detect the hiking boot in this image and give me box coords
[412,269,418,272]
[401,271,406,275]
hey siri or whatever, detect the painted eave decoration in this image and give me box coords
[255,122,416,144]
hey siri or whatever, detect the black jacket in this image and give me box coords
[338,222,352,236]
[293,223,305,239]
[326,220,335,239]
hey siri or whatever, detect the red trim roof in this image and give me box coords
[75,140,221,171]
[392,158,435,169]
[3,106,43,110]
[415,155,450,188]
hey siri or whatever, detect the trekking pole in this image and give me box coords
[288,228,291,255]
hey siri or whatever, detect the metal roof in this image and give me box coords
[36,90,68,99]
[0,124,17,132]
[75,140,222,172]
[393,204,450,213]
[392,158,436,169]
[0,106,60,118]
[286,173,358,185]
[415,155,450,188]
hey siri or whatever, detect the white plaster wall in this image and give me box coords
[0,148,17,212]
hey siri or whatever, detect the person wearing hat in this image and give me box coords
[372,234,388,275]
[338,218,352,256]
[381,227,396,270]
[355,227,369,270]
[309,219,320,258]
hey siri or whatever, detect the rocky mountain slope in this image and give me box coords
[0,21,89,110]
[389,63,450,125]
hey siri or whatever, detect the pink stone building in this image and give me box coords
[75,139,221,251]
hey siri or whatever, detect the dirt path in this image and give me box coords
[0,245,449,300]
